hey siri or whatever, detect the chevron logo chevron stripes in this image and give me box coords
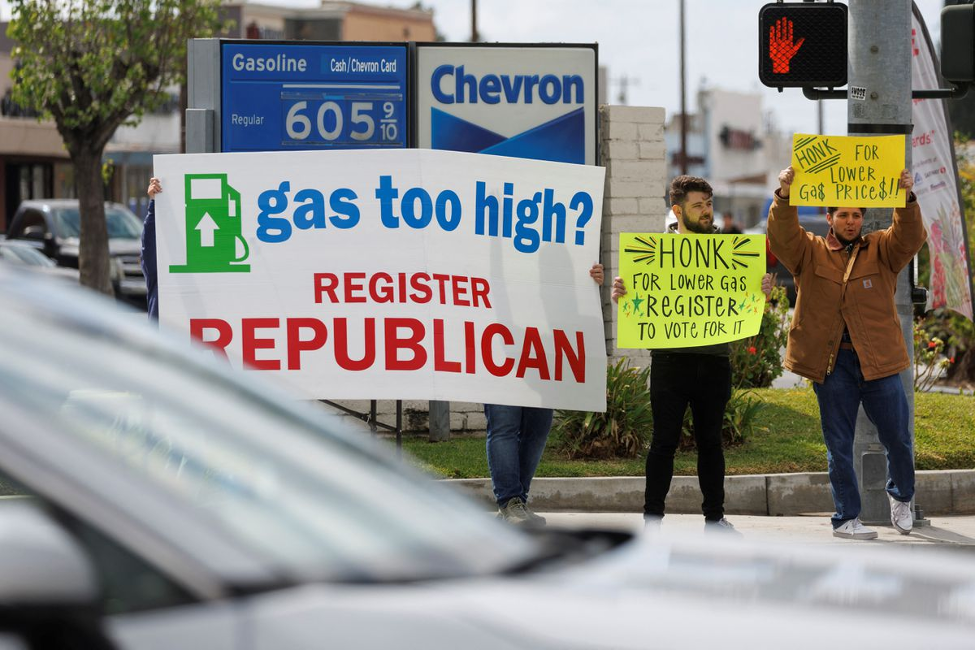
[431,107,586,164]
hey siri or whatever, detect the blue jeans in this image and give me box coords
[484,404,553,507]
[813,349,914,528]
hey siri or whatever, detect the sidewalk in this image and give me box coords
[538,512,975,550]
[448,470,976,516]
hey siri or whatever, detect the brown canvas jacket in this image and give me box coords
[766,190,925,383]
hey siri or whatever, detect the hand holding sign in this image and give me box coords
[778,166,794,197]
[898,168,914,193]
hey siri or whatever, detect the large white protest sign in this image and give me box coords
[154,149,607,411]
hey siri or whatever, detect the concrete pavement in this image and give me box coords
[538,512,975,550]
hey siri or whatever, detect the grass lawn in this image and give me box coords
[400,388,975,479]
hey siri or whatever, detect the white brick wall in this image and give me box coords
[599,104,667,370]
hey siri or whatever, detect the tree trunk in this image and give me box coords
[73,147,114,296]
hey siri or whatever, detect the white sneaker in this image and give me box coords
[704,517,743,538]
[832,518,878,540]
[888,495,912,534]
[644,515,663,532]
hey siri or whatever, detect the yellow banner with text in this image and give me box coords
[790,133,905,207]
[617,233,767,349]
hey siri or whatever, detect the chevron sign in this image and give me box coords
[416,45,598,167]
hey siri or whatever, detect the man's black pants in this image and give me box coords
[644,354,732,521]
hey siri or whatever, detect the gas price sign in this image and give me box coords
[220,42,407,153]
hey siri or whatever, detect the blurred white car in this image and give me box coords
[0,265,972,650]
[0,239,80,284]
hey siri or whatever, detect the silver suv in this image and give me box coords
[6,199,146,305]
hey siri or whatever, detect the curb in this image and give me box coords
[445,469,976,515]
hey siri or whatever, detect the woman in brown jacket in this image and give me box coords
[768,166,924,541]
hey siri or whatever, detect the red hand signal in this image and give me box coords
[769,17,805,73]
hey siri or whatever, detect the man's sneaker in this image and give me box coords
[704,517,743,537]
[524,503,547,526]
[832,518,878,540]
[888,495,912,535]
[643,515,663,533]
[498,497,534,526]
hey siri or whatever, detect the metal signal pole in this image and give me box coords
[847,0,918,525]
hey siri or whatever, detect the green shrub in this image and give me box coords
[552,358,652,459]
[729,284,790,388]
[913,318,952,392]
[553,358,767,460]
[677,389,765,451]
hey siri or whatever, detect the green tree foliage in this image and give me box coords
[8,0,223,294]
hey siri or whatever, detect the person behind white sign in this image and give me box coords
[769,166,923,540]
[488,262,604,526]
[611,176,772,536]
[142,177,163,321]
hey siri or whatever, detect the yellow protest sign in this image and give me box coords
[790,134,906,207]
[617,233,767,349]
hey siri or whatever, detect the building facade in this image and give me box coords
[0,1,436,231]
[665,88,792,229]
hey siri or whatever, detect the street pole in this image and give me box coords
[847,0,916,525]
[679,0,688,175]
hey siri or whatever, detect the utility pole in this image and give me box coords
[847,0,917,525]
[613,75,640,105]
[679,0,688,174]
[470,0,478,43]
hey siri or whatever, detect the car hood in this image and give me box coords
[32,266,81,283]
[110,534,974,650]
[56,238,141,259]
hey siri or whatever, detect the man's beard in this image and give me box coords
[682,209,714,234]
[833,228,862,247]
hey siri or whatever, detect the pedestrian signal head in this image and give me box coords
[758,2,848,88]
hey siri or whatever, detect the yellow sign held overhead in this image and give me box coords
[790,133,906,207]
[617,233,767,349]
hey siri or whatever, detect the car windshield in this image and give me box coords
[53,205,143,239]
[0,275,535,583]
[0,244,55,266]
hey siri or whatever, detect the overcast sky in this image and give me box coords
[1,0,947,136]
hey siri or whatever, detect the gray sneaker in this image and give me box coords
[704,517,743,537]
[524,503,547,526]
[498,497,534,526]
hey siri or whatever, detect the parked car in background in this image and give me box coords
[0,239,81,284]
[5,199,145,306]
[746,200,829,305]
[0,265,972,650]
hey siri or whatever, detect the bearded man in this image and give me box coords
[612,176,771,535]
[768,166,923,540]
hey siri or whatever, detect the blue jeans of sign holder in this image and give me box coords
[813,348,915,529]
[484,404,553,507]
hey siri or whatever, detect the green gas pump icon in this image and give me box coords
[170,174,250,273]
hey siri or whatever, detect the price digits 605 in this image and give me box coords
[284,100,399,143]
